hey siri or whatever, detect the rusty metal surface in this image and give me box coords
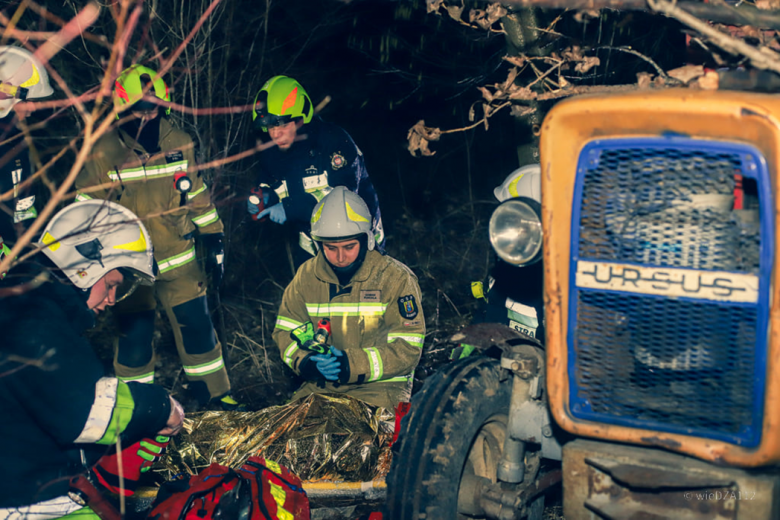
[585,457,734,489]
[564,439,780,520]
[158,393,394,483]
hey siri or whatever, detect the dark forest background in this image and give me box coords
[6,0,687,407]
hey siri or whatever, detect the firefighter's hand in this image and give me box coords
[311,353,341,381]
[262,202,286,224]
[158,396,185,436]
[200,233,225,286]
[330,346,350,383]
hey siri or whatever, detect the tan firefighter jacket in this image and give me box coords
[75,118,223,281]
[273,250,425,386]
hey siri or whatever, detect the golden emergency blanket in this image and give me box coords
[159,393,395,483]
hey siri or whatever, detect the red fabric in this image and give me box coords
[92,440,146,496]
[146,456,310,520]
[391,402,411,447]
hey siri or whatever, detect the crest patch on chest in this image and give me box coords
[330,152,346,170]
[398,295,418,319]
[360,290,381,302]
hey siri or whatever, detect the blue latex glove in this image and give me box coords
[310,351,341,381]
[258,202,286,224]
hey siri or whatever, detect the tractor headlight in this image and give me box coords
[489,197,543,266]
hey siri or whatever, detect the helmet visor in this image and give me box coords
[253,111,294,131]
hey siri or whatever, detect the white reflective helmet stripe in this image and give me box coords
[74,377,118,443]
[183,357,224,376]
[157,246,196,273]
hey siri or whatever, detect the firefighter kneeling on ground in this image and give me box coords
[75,64,243,411]
[272,186,425,411]
[0,201,185,520]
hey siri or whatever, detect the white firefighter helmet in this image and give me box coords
[39,200,155,290]
[310,186,375,251]
[494,164,541,203]
[0,46,53,118]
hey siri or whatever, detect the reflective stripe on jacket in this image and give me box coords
[75,118,223,280]
[273,250,425,384]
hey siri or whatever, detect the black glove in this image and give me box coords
[200,233,225,286]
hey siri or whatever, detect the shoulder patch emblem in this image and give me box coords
[398,295,418,319]
[165,150,184,163]
[331,152,346,170]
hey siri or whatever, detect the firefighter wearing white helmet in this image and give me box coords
[468,164,545,344]
[0,46,54,278]
[0,200,184,519]
[273,187,425,410]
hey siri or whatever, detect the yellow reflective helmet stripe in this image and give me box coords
[41,231,60,252]
[113,228,147,252]
[507,173,525,198]
[311,203,324,224]
[345,201,369,223]
[19,64,41,88]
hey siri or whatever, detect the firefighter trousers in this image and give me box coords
[112,260,230,404]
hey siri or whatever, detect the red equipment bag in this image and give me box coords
[147,456,310,520]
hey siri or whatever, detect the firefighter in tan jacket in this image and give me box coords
[273,187,425,410]
[76,65,241,410]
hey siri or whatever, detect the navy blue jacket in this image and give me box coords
[254,117,385,252]
[0,274,171,507]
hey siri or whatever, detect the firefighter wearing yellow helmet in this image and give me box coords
[75,64,242,410]
[247,75,386,269]
[273,187,425,410]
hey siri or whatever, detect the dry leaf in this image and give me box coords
[510,105,537,118]
[503,55,527,68]
[507,86,534,100]
[477,86,494,102]
[445,3,465,21]
[407,120,441,157]
[574,56,600,74]
[667,64,705,84]
[573,10,600,22]
[427,0,445,14]
[469,3,507,30]
[636,71,654,89]
[756,0,780,10]
[468,104,476,122]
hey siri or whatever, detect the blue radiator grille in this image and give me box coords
[567,137,771,447]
